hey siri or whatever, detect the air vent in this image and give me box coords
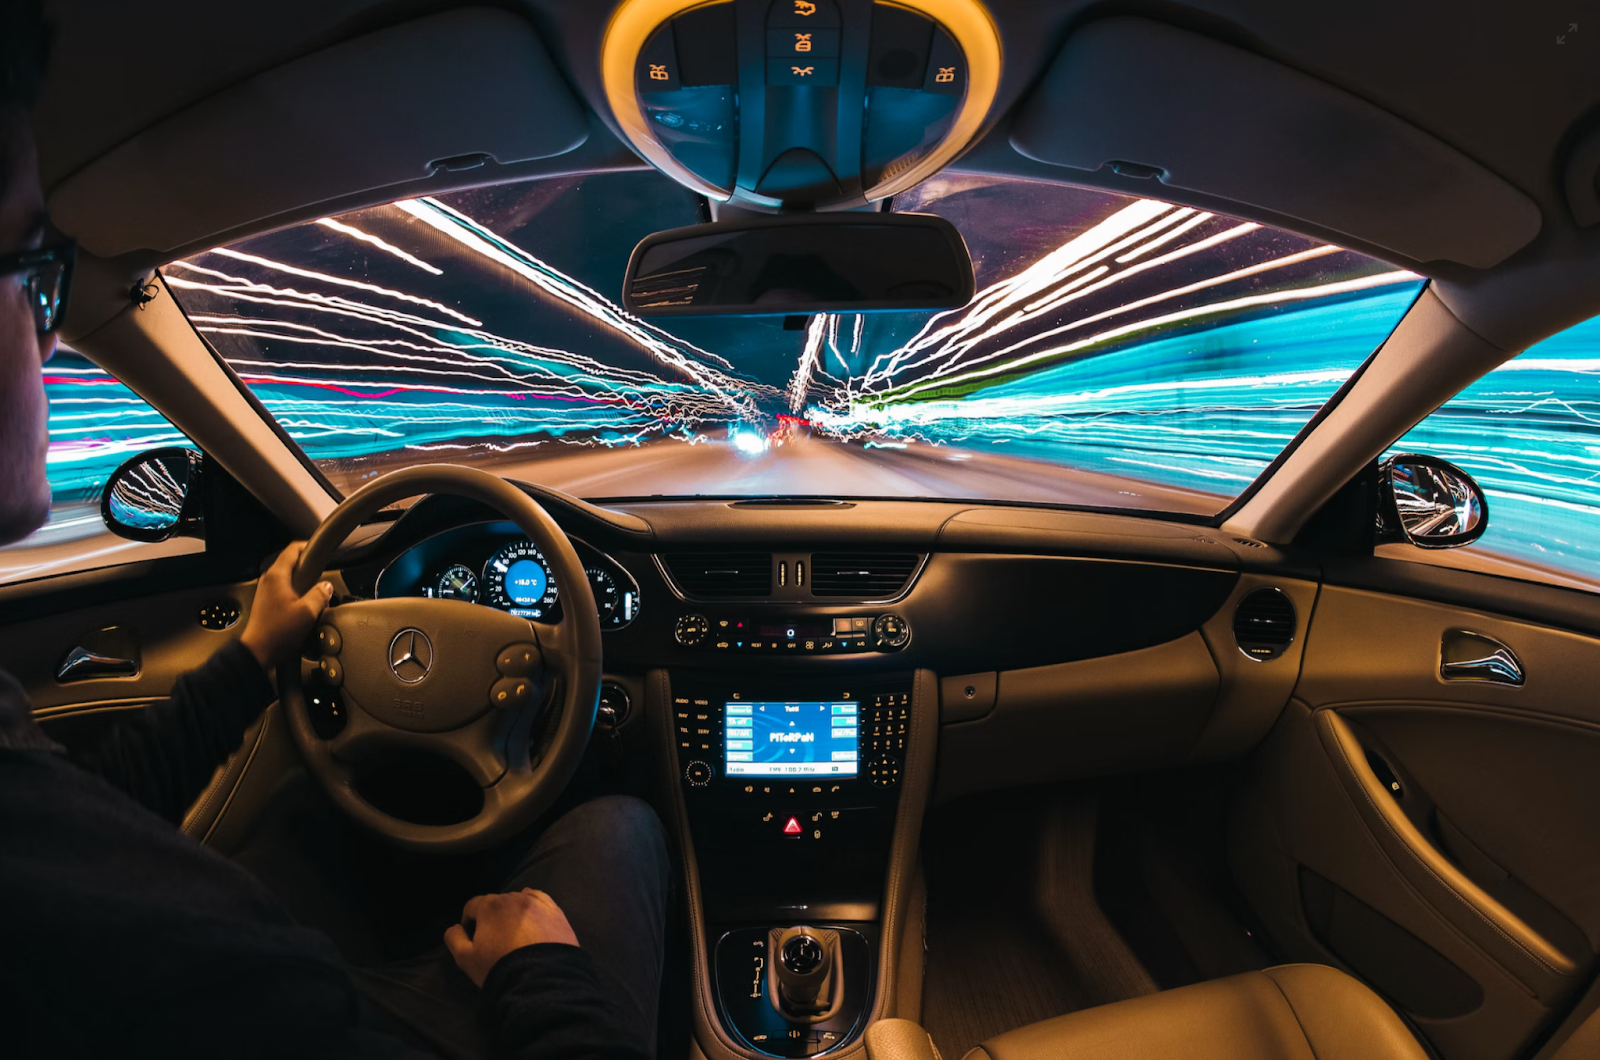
[1233,587,1297,661]
[1233,537,1266,549]
[662,552,772,599]
[809,553,921,599]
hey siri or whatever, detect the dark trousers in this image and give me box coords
[278,795,670,1060]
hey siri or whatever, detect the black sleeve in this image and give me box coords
[480,944,653,1060]
[71,640,275,823]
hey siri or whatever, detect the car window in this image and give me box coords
[1383,312,1600,590]
[0,346,204,586]
[165,170,1423,516]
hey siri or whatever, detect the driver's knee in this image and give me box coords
[527,795,671,895]
[568,794,666,850]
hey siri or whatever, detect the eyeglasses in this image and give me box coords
[1,239,76,335]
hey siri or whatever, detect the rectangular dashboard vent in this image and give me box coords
[662,551,773,599]
[809,553,921,598]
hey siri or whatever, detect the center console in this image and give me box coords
[657,669,932,1060]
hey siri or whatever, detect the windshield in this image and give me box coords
[167,171,1422,514]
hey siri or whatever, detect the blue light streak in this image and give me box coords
[1391,314,1600,585]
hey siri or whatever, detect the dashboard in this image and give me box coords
[340,491,1309,806]
[373,520,642,629]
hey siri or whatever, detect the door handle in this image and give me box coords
[56,626,141,683]
[1440,630,1523,686]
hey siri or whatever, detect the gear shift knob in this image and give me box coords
[769,926,841,1019]
[779,932,830,1006]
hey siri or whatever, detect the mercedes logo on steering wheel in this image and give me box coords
[388,629,433,684]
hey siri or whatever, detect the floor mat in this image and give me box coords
[920,790,1151,1059]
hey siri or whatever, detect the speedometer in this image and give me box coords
[484,540,559,618]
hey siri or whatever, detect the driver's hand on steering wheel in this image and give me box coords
[240,542,335,669]
[444,888,580,988]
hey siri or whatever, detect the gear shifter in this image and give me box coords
[769,926,842,1021]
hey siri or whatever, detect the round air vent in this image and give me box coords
[1233,587,1296,661]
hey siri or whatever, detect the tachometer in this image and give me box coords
[484,540,559,618]
[434,564,478,603]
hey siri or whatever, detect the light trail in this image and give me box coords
[393,197,773,419]
[316,217,443,275]
[162,195,791,460]
[209,247,479,325]
[856,270,1418,406]
[788,314,827,413]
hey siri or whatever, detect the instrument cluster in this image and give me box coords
[374,521,641,630]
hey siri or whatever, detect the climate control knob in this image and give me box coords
[873,613,911,651]
[685,760,713,786]
[675,614,709,646]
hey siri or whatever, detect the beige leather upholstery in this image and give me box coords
[962,965,1428,1060]
[1549,1003,1600,1060]
[866,1019,942,1060]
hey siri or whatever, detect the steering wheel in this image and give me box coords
[278,465,602,853]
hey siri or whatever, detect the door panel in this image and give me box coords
[1234,585,1600,1060]
[4,578,260,710]
[0,571,290,845]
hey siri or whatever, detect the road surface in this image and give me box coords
[334,436,1227,513]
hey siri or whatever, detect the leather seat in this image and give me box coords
[963,964,1427,1060]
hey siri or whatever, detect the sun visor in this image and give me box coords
[1009,18,1540,269]
[49,8,589,258]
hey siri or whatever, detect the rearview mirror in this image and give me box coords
[1377,454,1488,550]
[100,447,204,543]
[622,213,975,316]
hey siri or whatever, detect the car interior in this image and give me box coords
[6,1,1600,1058]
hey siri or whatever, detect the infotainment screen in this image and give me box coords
[724,700,859,777]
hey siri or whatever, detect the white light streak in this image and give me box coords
[317,217,443,274]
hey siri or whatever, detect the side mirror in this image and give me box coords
[1377,454,1488,550]
[99,447,204,543]
[622,213,975,316]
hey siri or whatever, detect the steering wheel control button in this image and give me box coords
[318,658,343,687]
[490,676,535,711]
[387,628,433,684]
[316,625,341,654]
[685,760,713,786]
[872,613,911,650]
[496,643,540,677]
[675,614,709,646]
[306,677,345,739]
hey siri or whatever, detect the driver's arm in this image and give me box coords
[446,889,652,1060]
[70,543,332,823]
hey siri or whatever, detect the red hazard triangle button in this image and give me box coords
[783,816,803,835]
